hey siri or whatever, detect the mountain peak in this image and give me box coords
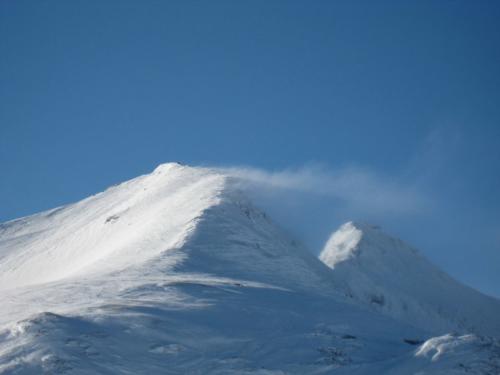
[319,221,500,336]
[0,163,226,291]
[152,161,186,174]
[0,162,333,296]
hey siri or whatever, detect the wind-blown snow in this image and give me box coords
[0,163,499,374]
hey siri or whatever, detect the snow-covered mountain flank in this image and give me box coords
[0,163,499,374]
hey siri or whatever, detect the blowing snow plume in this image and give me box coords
[216,164,430,252]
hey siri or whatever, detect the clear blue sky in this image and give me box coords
[1,1,499,296]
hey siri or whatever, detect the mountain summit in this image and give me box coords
[0,164,499,374]
[0,163,331,295]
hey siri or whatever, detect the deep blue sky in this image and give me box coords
[1,1,499,296]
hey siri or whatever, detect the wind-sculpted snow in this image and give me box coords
[0,163,499,374]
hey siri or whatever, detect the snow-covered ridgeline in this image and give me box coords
[0,163,499,374]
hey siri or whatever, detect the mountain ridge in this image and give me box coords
[0,163,499,374]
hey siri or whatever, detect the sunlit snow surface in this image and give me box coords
[0,163,499,374]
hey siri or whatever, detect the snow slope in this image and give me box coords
[0,163,499,374]
[0,163,225,290]
[319,221,500,336]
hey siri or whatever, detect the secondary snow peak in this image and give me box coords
[319,221,500,336]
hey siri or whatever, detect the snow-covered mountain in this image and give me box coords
[0,163,499,374]
[319,222,500,336]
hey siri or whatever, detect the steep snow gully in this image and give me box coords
[0,163,499,374]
